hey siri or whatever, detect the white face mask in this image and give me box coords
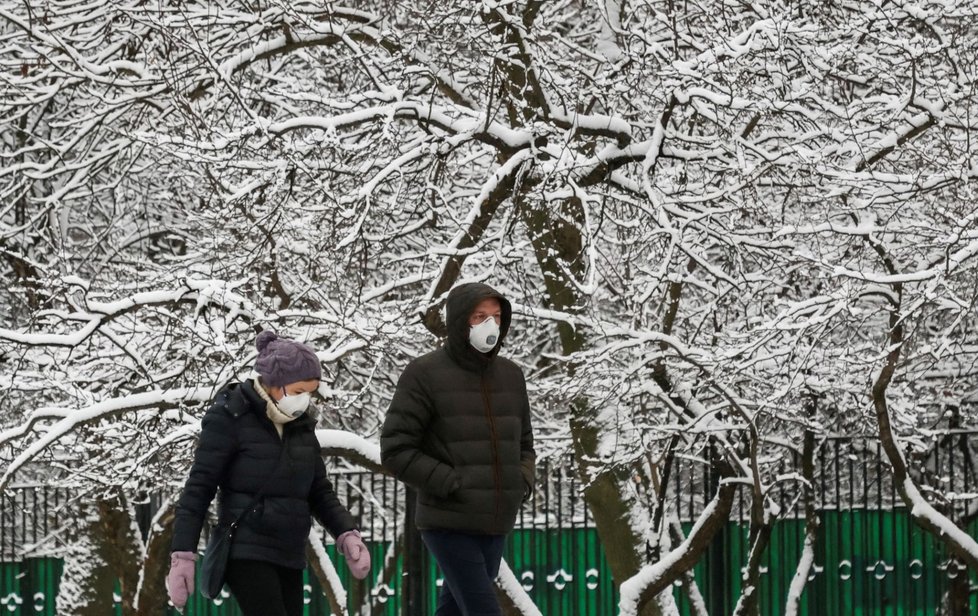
[277,391,312,418]
[469,316,500,353]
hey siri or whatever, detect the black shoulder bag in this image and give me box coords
[200,444,289,599]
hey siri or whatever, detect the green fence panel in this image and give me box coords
[1,561,26,614]
[672,510,978,615]
[0,559,62,615]
[504,528,616,615]
[0,558,63,616]
[3,510,976,615]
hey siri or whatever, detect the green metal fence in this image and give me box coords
[3,433,977,614]
[0,557,60,614]
[2,511,976,615]
[673,511,978,615]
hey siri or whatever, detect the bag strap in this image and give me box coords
[228,439,290,531]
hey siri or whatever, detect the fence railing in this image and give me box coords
[2,432,977,615]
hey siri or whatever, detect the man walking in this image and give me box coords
[381,282,536,615]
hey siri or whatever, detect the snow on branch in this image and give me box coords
[831,237,978,283]
[851,108,940,173]
[307,525,349,616]
[0,318,101,347]
[903,477,978,565]
[219,30,345,80]
[0,388,214,489]
[421,149,536,333]
[0,278,263,346]
[496,558,543,616]
[316,429,384,474]
[619,483,737,615]
[262,103,530,151]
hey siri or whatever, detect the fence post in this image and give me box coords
[403,488,427,615]
[706,439,727,613]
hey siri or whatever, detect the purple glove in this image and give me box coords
[337,530,371,579]
[166,551,196,609]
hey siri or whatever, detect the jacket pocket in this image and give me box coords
[425,432,456,467]
[244,497,310,542]
[420,463,462,502]
[242,498,272,534]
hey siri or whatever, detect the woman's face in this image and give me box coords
[271,379,320,401]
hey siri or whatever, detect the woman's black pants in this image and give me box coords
[225,558,303,616]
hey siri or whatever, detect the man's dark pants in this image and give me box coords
[421,529,506,616]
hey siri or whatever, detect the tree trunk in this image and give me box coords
[939,573,971,616]
[305,534,348,616]
[731,516,773,616]
[135,504,175,616]
[732,425,776,616]
[56,500,123,616]
[621,479,738,614]
[668,518,710,616]
[867,246,978,571]
[496,559,542,616]
[519,198,663,616]
[785,411,819,616]
[95,493,143,616]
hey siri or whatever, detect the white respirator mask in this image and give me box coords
[277,391,312,417]
[469,316,500,353]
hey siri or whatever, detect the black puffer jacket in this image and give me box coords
[171,379,356,569]
[381,283,536,535]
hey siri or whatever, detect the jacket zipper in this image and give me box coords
[480,373,503,526]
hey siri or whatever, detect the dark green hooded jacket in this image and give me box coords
[380,282,536,534]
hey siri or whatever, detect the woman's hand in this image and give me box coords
[166,551,197,610]
[337,530,371,579]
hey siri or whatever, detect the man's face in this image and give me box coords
[469,298,502,326]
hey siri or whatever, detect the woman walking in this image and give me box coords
[166,330,370,615]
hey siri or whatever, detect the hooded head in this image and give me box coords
[444,282,512,371]
[253,330,322,387]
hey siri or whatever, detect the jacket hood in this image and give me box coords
[444,282,512,371]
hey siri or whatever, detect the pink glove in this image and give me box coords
[166,551,197,609]
[337,530,371,579]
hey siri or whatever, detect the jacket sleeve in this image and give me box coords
[518,370,536,498]
[170,405,237,553]
[309,455,357,538]
[380,361,460,498]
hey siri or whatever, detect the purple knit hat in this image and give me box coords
[254,330,322,387]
